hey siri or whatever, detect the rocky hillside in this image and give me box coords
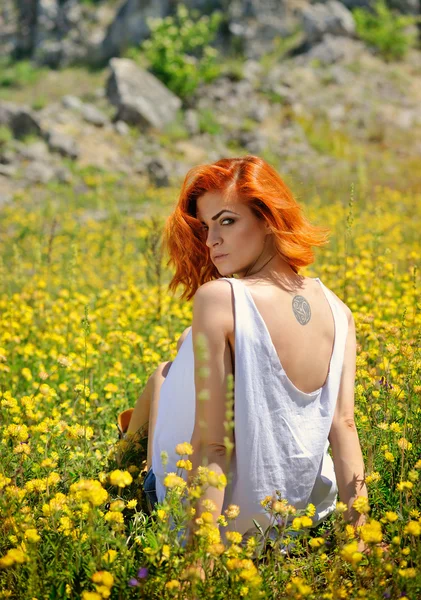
[0,0,420,207]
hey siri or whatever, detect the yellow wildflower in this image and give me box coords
[225,504,240,519]
[176,459,192,470]
[397,438,412,451]
[385,511,399,523]
[352,496,370,514]
[24,529,41,543]
[341,541,363,566]
[335,502,348,513]
[70,480,108,506]
[175,442,193,456]
[309,537,325,548]
[165,580,181,590]
[109,470,133,488]
[102,550,117,564]
[359,519,383,543]
[301,516,313,528]
[396,481,413,492]
[92,571,114,588]
[163,472,186,489]
[404,521,421,536]
[226,531,243,544]
[104,511,124,524]
[81,593,102,600]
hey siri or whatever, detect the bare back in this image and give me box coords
[226,276,350,395]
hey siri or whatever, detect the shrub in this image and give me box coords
[140,4,223,99]
[0,58,47,89]
[353,0,420,61]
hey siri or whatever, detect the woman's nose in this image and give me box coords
[206,230,221,248]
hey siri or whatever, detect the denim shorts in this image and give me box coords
[143,467,158,514]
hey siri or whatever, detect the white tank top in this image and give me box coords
[152,277,349,536]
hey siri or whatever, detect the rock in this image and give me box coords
[106,58,182,129]
[25,161,56,183]
[81,103,108,127]
[0,101,43,139]
[301,1,356,46]
[0,164,17,177]
[227,0,302,60]
[33,39,63,68]
[146,157,170,187]
[47,130,79,159]
[54,165,73,183]
[246,102,269,123]
[242,60,264,84]
[61,95,83,111]
[10,109,43,139]
[114,120,130,136]
[0,149,16,165]
[92,0,170,65]
[304,34,365,66]
[184,109,200,136]
[34,0,59,48]
[18,140,50,161]
[237,129,269,153]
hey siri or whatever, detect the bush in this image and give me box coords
[140,4,223,100]
[0,58,47,89]
[353,0,420,61]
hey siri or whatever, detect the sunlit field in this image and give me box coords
[0,172,420,599]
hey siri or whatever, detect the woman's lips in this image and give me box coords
[214,254,228,261]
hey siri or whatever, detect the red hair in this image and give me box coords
[163,155,330,301]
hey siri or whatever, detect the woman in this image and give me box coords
[122,155,368,544]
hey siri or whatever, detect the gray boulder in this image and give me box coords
[301,1,356,46]
[46,130,79,159]
[304,34,365,65]
[146,157,170,187]
[25,161,56,184]
[106,58,182,129]
[92,0,169,65]
[81,104,108,127]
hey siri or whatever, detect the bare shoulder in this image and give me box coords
[319,281,353,322]
[193,279,234,332]
[194,278,233,302]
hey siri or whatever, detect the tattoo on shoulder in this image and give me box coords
[292,295,311,325]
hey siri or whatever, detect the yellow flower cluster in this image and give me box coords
[292,516,313,530]
[175,442,194,455]
[352,496,370,514]
[196,466,227,489]
[341,541,363,566]
[108,470,133,488]
[70,479,108,506]
[0,547,27,568]
[91,570,114,599]
[163,472,186,489]
[226,558,262,588]
[404,521,421,536]
[359,519,383,543]
[285,576,313,597]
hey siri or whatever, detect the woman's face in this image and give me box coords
[196,190,271,277]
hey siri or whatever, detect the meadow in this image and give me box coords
[0,164,420,599]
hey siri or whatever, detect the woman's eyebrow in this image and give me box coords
[198,209,240,224]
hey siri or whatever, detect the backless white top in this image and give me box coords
[152,277,349,537]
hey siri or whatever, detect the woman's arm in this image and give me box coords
[329,310,368,528]
[188,281,234,527]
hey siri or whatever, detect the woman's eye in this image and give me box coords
[201,218,234,231]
